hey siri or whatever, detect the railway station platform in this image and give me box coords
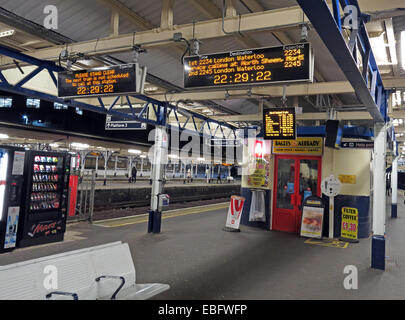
[2,192,403,300]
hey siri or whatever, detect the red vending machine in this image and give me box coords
[17,151,71,248]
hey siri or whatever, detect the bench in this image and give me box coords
[0,241,169,300]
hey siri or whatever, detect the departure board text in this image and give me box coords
[263,108,296,140]
[58,64,137,98]
[184,43,311,88]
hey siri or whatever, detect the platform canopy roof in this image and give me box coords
[0,0,404,140]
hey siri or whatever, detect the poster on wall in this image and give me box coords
[247,156,271,188]
[340,207,358,242]
[300,206,324,238]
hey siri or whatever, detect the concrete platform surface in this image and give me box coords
[0,194,404,300]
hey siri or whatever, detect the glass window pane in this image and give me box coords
[299,159,319,201]
[276,159,295,209]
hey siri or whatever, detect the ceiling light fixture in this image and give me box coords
[128,149,142,154]
[0,30,15,38]
[401,31,405,70]
[0,134,9,139]
[71,142,89,149]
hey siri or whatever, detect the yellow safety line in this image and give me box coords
[95,202,229,228]
[304,238,349,249]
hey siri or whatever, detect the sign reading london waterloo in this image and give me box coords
[272,137,323,155]
[183,43,312,88]
[263,108,296,140]
[58,64,138,98]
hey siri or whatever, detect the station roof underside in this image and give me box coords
[0,0,404,131]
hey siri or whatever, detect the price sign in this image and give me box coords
[263,108,296,140]
[340,207,358,241]
[58,64,145,98]
[184,43,313,88]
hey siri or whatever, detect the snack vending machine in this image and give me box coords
[17,151,71,248]
[0,147,27,253]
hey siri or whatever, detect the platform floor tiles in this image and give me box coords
[1,194,404,299]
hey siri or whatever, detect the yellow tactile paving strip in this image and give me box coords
[94,202,229,228]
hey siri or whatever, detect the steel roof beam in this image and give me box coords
[296,0,385,123]
[0,8,309,66]
[149,81,354,101]
[208,111,372,122]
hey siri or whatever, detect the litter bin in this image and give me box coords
[249,190,266,222]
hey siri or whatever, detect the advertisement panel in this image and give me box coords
[300,206,324,238]
[225,196,245,230]
[340,207,358,241]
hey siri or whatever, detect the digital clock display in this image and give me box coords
[183,43,312,88]
[58,64,137,98]
[263,108,296,140]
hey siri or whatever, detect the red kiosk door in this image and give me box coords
[272,155,322,233]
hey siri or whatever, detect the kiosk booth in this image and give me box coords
[240,127,373,239]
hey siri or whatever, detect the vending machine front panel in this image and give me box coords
[17,151,70,248]
[0,147,26,253]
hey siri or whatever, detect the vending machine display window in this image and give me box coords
[17,151,71,248]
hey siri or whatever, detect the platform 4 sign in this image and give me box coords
[341,141,374,149]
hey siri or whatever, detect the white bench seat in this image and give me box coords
[0,241,169,300]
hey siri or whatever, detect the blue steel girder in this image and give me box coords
[0,44,237,140]
[297,0,387,123]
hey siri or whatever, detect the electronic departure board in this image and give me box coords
[183,43,312,89]
[263,108,296,140]
[58,64,139,98]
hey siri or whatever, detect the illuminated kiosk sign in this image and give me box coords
[183,42,313,88]
[263,108,296,140]
[58,64,145,98]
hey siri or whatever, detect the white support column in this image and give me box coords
[95,156,99,175]
[371,123,387,270]
[79,151,88,176]
[148,126,167,233]
[114,155,118,176]
[127,156,133,178]
[102,151,112,186]
[391,154,398,218]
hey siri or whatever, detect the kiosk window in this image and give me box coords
[299,160,318,200]
[276,159,295,209]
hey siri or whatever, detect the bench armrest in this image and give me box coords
[95,275,125,300]
[46,291,79,300]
